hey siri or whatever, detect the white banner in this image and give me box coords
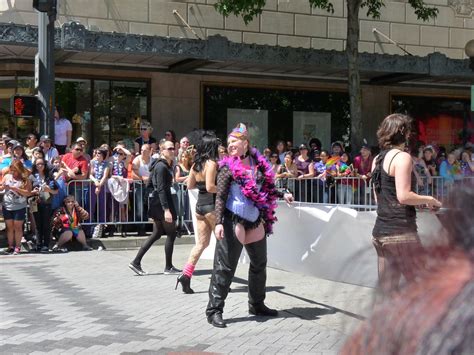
[188,191,447,288]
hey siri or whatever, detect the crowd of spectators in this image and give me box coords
[1,115,473,254]
[262,139,474,204]
[0,119,197,254]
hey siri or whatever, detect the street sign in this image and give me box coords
[11,95,38,117]
[34,53,39,89]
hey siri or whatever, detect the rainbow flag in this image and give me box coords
[339,163,351,173]
[325,156,340,168]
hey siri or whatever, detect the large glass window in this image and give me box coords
[392,95,472,150]
[0,76,148,152]
[203,85,350,151]
[56,78,92,144]
[92,80,148,150]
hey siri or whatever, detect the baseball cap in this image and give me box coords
[11,141,23,150]
[7,139,20,147]
[40,135,52,142]
[76,137,87,144]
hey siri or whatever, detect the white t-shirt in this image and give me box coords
[54,118,72,145]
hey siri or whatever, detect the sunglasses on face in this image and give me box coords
[165,147,175,151]
[140,128,148,131]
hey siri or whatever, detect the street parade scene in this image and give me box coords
[0,0,473,354]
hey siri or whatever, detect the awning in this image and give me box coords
[0,21,472,87]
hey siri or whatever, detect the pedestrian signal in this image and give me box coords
[11,95,38,117]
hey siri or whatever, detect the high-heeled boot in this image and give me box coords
[175,274,194,294]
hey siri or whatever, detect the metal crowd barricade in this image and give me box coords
[276,175,473,210]
[64,176,473,234]
[276,176,375,210]
[66,179,154,227]
[412,175,474,204]
[175,183,193,234]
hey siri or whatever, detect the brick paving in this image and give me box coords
[0,244,373,354]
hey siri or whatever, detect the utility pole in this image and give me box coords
[34,0,57,138]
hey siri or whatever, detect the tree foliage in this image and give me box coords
[215,0,437,24]
[214,0,438,149]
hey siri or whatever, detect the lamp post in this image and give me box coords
[33,0,57,138]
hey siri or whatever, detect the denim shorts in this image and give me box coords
[2,206,27,221]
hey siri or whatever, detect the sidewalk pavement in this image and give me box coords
[0,243,374,354]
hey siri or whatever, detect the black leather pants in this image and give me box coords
[206,215,267,317]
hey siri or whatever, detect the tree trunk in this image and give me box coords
[346,0,363,152]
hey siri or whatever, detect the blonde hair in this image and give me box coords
[140,120,153,133]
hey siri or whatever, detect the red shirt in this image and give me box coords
[61,153,89,181]
[353,155,373,176]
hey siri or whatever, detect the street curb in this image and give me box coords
[0,232,195,251]
[89,234,195,250]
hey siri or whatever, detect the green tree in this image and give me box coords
[213,0,438,149]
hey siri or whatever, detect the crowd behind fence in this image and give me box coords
[64,175,473,233]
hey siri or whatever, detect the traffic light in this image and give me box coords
[32,0,57,14]
[11,95,38,117]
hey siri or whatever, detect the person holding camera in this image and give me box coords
[29,158,59,252]
[61,142,89,207]
[0,160,31,255]
[51,195,92,252]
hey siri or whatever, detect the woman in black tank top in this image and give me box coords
[372,114,441,297]
[175,132,219,294]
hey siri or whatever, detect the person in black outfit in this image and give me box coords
[371,114,442,297]
[206,124,294,328]
[176,132,219,294]
[129,140,180,275]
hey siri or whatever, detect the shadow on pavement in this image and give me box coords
[283,306,336,320]
[231,276,365,321]
[275,289,366,321]
[194,269,213,276]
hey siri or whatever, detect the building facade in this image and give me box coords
[0,0,472,151]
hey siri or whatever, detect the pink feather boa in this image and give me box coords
[219,148,279,234]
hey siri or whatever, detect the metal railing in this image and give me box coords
[277,175,474,210]
[66,179,152,226]
[64,179,193,234]
[61,176,473,232]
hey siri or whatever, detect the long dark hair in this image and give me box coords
[13,145,29,162]
[193,132,220,173]
[32,158,52,179]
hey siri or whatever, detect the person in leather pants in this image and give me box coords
[206,123,293,328]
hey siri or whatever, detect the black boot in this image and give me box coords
[207,312,226,328]
[175,274,194,294]
[249,303,278,317]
